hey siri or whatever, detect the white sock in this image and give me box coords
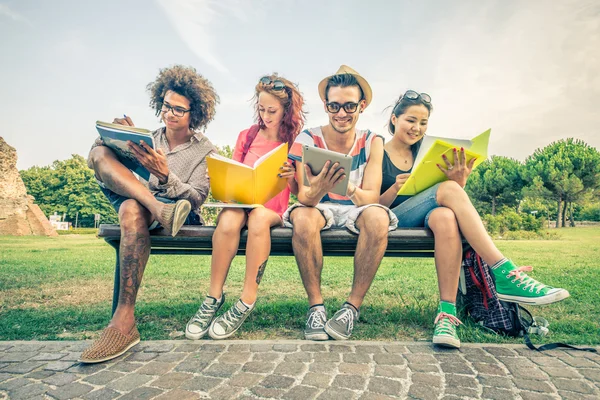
[490,258,508,270]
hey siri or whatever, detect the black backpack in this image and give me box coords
[458,249,596,352]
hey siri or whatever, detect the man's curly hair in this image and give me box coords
[147,65,219,131]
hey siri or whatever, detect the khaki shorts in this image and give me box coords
[282,202,398,234]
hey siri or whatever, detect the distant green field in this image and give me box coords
[1,227,598,345]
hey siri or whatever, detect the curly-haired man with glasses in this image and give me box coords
[82,65,219,363]
[283,65,398,341]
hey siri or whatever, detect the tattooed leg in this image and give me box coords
[109,199,152,334]
[255,259,268,285]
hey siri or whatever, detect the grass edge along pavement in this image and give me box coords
[0,227,598,345]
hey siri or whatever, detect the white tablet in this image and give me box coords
[301,145,352,196]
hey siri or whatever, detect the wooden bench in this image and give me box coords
[98,224,470,314]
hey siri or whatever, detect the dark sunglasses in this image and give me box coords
[402,90,431,104]
[325,101,360,114]
[259,76,286,91]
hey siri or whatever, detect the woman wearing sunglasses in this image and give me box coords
[185,74,306,340]
[379,91,569,349]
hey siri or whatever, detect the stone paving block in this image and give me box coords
[227,344,251,352]
[445,373,479,388]
[274,361,307,376]
[24,370,54,379]
[409,363,439,373]
[46,382,94,400]
[406,345,434,354]
[541,365,583,378]
[440,362,474,375]
[250,343,273,352]
[82,370,125,385]
[579,368,600,382]
[154,388,201,400]
[187,351,220,363]
[0,362,8,370]
[106,373,153,392]
[242,361,276,373]
[368,376,403,396]
[302,372,332,388]
[216,352,252,364]
[44,361,77,372]
[359,393,397,400]
[0,344,14,351]
[562,357,600,368]
[459,347,489,356]
[512,378,555,393]
[43,372,79,386]
[411,372,442,387]
[0,373,13,384]
[173,343,201,353]
[155,352,187,363]
[444,385,479,397]
[355,345,383,354]
[2,361,45,374]
[118,386,164,400]
[59,352,82,361]
[0,377,30,391]
[330,344,354,353]
[477,374,514,388]
[0,352,37,362]
[39,343,69,352]
[139,343,174,353]
[65,342,89,352]
[316,387,357,400]
[260,374,296,389]
[107,361,142,373]
[407,383,440,400]
[557,391,600,400]
[282,385,320,400]
[374,365,407,379]
[504,365,549,381]
[126,351,159,362]
[404,353,437,364]
[481,387,515,400]
[383,344,408,354]
[150,372,194,389]
[463,354,497,364]
[136,361,176,375]
[173,359,210,373]
[8,383,50,400]
[484,347,518,357]
[180,375,224,392]
[30,352,67,361]
[252,352,282,362]
[82,388,121,400]
[309,361,338,374]
[229,372,264,387]
[285,352,313,362]
[273,344,298,352]
[519,391,561,400]
[373,353,404,366]
[203,362,241,378]
[552,378,596,394]
[433,354,462,363]
[250,386,286,399]
[199,343,227,353]
[338,362,370,375]
[66,362,106,374]
[300,344,328,352]
[312,352,341,362]
[332,374,367,390]
[531,356,567,367]
[5,344,44,353]
[343,353,371,364]
[472,362,507,376]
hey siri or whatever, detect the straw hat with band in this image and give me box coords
[318,65,373,108]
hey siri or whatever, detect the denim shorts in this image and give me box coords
[98,181,201,227]
[391,183,440,228]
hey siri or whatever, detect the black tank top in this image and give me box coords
[380,146,418,209]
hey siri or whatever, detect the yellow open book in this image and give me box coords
[398,129,491,196]
[207,143,288,205]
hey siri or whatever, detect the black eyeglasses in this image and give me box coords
[326,101,360,114]
[161,103,191,117]
[402,90,431,104]
[259,76,286,91]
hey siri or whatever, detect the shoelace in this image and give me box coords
[219,304,246,330]
[191,301,217,325]
[307,310,326,329]
[335,308,355,332]
[434,312,462,327]
[507,266,547,293]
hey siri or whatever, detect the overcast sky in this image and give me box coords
[1,0,599,170]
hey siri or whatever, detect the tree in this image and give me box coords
[523,139,600,227]
[465,156,524,215]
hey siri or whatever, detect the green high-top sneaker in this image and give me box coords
[432,301,461,349]
[492,260,570,305]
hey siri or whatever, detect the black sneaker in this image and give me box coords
[324,303,359,340]
[185,295,225,340]
[304,306,329,341]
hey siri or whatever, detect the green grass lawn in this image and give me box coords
[1,227,599,345]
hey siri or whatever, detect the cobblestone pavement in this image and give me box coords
[0,340,599,399]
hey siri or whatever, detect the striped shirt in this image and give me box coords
[289,127,379,205]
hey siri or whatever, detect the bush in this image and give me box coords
[497,230,560,240]
[56,228,98,235]
[579,203,600,221]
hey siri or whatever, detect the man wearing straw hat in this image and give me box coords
[283,65,398,340]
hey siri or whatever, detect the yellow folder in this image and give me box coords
[398,129,491,196]
[207,143,288,205]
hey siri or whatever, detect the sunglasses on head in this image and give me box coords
[402,90,431,104]
[259,76,286,91]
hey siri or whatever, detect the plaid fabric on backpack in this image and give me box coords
[458,249,597,352]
